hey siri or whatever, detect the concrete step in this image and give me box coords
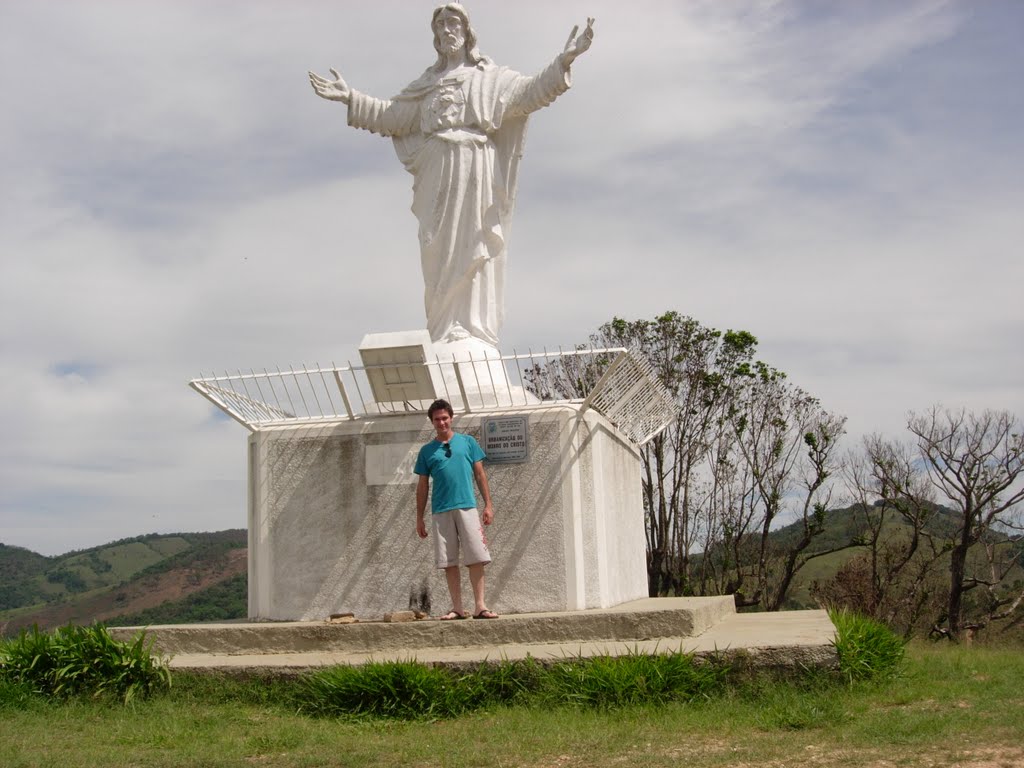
[111,597,733,656]
[109,598,838,674]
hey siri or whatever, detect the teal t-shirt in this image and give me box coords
[414,433,486,513]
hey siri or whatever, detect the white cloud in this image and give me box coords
[2,0,1022,555]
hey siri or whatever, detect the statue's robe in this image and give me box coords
[347,57,571,346]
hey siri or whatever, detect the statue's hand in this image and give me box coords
[561,18,595,68]
[308,67,351,105]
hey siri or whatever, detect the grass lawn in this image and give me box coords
[2,642,1022,767]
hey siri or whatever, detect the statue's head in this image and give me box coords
[431,3,488,68]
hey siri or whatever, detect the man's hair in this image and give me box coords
[430,3,491,70]
[427,399,454,420]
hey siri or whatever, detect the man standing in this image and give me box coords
[309,5,594,347]
[415,398,498,620]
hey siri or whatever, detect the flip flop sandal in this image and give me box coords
[473,609,499,619]
[440,610,467,620]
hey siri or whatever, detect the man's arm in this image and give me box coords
[416,474,430,539]
[473,461,494,525]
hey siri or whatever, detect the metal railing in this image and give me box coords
[190,347,678,445]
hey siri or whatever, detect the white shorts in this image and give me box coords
[432,508,491,569]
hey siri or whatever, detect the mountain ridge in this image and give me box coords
[0,530,247,636]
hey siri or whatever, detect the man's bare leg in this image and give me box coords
[444,565,464,617]
[468,562,495,617]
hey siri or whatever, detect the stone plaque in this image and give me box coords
[482,415,529,463]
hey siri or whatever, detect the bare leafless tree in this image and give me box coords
[814,437,948,635]
[907,407,1024,641]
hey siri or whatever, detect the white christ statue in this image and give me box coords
[309,4,594,348]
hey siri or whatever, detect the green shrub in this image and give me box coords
[0,623,171,703]
[830,608,906,684]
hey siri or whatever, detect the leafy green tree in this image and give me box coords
[46,568,88,593]
[555,311,848,609]
[589,312,757,596]
[703,361,848,609]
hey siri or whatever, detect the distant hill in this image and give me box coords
[3,512,1019,637]
[759,502,967,608]
[668,501,1024,614]
[0,531,247,636]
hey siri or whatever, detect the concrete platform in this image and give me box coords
[109,597,838,675]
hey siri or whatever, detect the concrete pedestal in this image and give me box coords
[248,405,647,620]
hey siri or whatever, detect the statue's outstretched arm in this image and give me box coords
[308,67,351,105]
[560,18,595,69]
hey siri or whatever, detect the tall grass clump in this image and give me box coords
[540,649,728,709]
[0,623,171,703]
[298,652,730,719]
[299,659,473,720]
[462,656,544,708]
[0,678,36,711]
[830,608,905,684]
[299,657,546,719]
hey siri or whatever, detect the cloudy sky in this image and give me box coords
[2,0,1021,556]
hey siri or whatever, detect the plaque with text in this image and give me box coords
[482,416,529,463]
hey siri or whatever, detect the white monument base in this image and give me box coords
[247,405,648,620]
